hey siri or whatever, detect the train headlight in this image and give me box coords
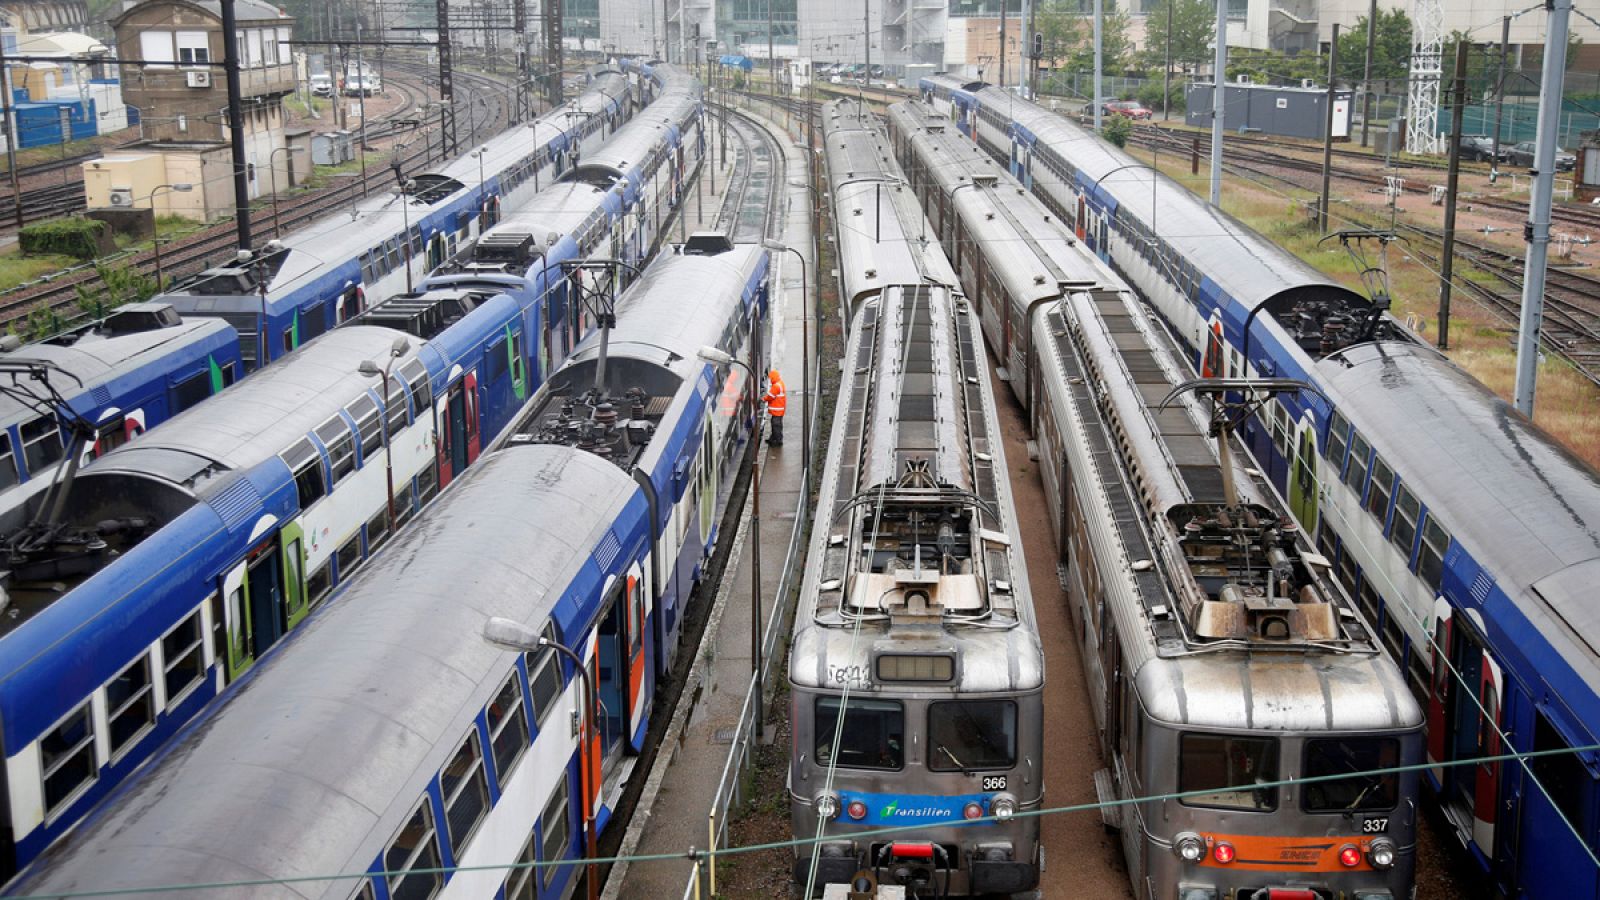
[846,800,869,821]
[815,792,841,820]
[1173,832,1206,862]
[990,792,1017,821]
[1211,841,1236,865]
[1338,844,1363,868]
[1367,838,1397,870]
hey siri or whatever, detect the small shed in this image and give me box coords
[1577,131,1600,202]
[1186,81,1354,141]
[718,54,753,72]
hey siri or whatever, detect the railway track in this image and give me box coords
[0,64,513,326]
[714,109,786,243]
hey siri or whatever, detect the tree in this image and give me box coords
[1334,9,1413,83]
[1102,112,1132,146]
[1034,0,1134,77]
[1140,0,1215,71]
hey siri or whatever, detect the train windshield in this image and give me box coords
[1179,733,1279,811]
[815,697,904,770]
[928,700,1017,771]
[1302,737,1400,812]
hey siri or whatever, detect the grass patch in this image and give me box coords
[284,95,329,117]
[0,250,82,291]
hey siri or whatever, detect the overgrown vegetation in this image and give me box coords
[18,217,110,260]
[1102,113,1132,147]
[73,264,160,320]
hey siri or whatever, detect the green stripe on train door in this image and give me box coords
[280,520,308,628]
[208,355,225,394]
[505,324,527,402]
[1289,420,1319,531]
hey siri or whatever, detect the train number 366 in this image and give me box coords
[1361,817,1389,834]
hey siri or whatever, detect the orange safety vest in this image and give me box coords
[764,376,787,417]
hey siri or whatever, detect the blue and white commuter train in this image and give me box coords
[921,74,1600,900]
[9,242,772,900]
[0,63,705,883]
[154,67,635,372]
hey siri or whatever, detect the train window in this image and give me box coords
[395,483,417,526]
[161,610,205,704]
[1365,456,1395,524]
[402,361,433,413]
[106,654,156,757]
[299,303,329,344]
[1416,516,1451,593]
[876,654,955,683]
[0,433,17,490]
[307,562,332,607]
[337,535,363,582]
[1343,432,1372,494]
[814,696,904,771]
[503,830,537,900]
[1358,581,1380,625]
[1389,485,1421,559]
[367,510,391,552]
[347,395,382,460]
[417,461,440,506]
[928,700,1017,771]
[487,336,509,382]
[20,415,64,477]
[315,418,356,487]
[282,438,325,508]
[384,377,409,438]
[173,370,212,413]
[209,592,226,678]
[487,673,530,783]
[441,731,490,859]
[1337,551,1357,594]
[539,778,572,888]
[1382,615,1405,660]
[1325,411,1350,470]
[383,799,442,900]
[40,700,97,814]
[1532,711,1595,836]
[350,881,377,900]
[527,629,563,728]
[1302,738,1399,812]
[1178,733,1279,811]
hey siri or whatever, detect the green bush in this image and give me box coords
[1103,114,1133,148]
[75,263,160,320]
[19,217,109,260]
[1136,79,1185,115]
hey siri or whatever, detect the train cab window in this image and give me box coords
[383,799,442,900]
[1302,737,1399,812]
[299,303,329,344]
[1389,485,1421,559]
[527,625,564,728]
[441,731,490,859]
[0,433,18,490]
[1365,456,1396,523]
[347,395,382,460]
[1178,733,1279,811]
[1343,432,1372,494]
[814,696,904,771]
[106,654,156,757]
[487,673,531,783]
[1326,411,1351,471]
[384,377,409,438]
[1416,516,1451,593]
[539,779,572,888]
[20,415,64,477]
[173,369,212,414]
[315,418,356,487]
[928,700,1017,771]
[161,610,205,704]
[40,700,97,814]
[281,438,326,509]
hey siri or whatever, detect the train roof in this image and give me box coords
[11,447,640,899]
[968,85,1376,327]
[565,92,701,190]
[1317,343,1600,692]
[1135,651,1424,732]
[77,326,423,495]
[0,309,235,428]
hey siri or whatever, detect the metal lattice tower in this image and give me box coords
[1406,0,1445,155]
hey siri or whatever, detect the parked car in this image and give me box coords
[1080,100,1153,120]
[309,73,333,97]
[1458,134,1505,162]
[1506,140,1577,171]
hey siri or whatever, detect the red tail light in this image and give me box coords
[1267,891,1317,900]
[846,801,868,821]
[1211,842,1235,864]
[1338,844,1362,868]
[892,842,935,860]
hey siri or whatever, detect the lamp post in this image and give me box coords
[697,344,765,741]
[761,237,810,468]
[358,335,413,529]
[144,182,193,288]
[268,145,306,239]
[398,178,418,291]
[482,617,601,900]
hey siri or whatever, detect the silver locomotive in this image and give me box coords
[788,101,1043,897]
[887,97,1424,900]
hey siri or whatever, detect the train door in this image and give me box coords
[217,529,301,678]
[1200,315,1225,378]
[595,578,630,763]
[1074,194,1087,241]
[623,565,648,751]
[436,373,479,487]
[1434,613,1506,857]
[1288,417,1320,530]
[1514,709,1599,898]
[338,287,364,324]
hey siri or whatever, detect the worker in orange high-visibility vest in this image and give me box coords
[763,369,786,446]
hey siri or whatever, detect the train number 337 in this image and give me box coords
[1361,817,1389,834]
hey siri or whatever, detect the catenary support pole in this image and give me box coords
[1092,0,1102,130]
[1513,0,1572,416]
[1208,0,1225,206]
[1438,41,1468,350]
[999,0,1008,88]
[1360,0,1376,147]
[1492,15,1510,166]
[1318,24,1338,232]
[221,0,252,248]
[1163,0,1172,120]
